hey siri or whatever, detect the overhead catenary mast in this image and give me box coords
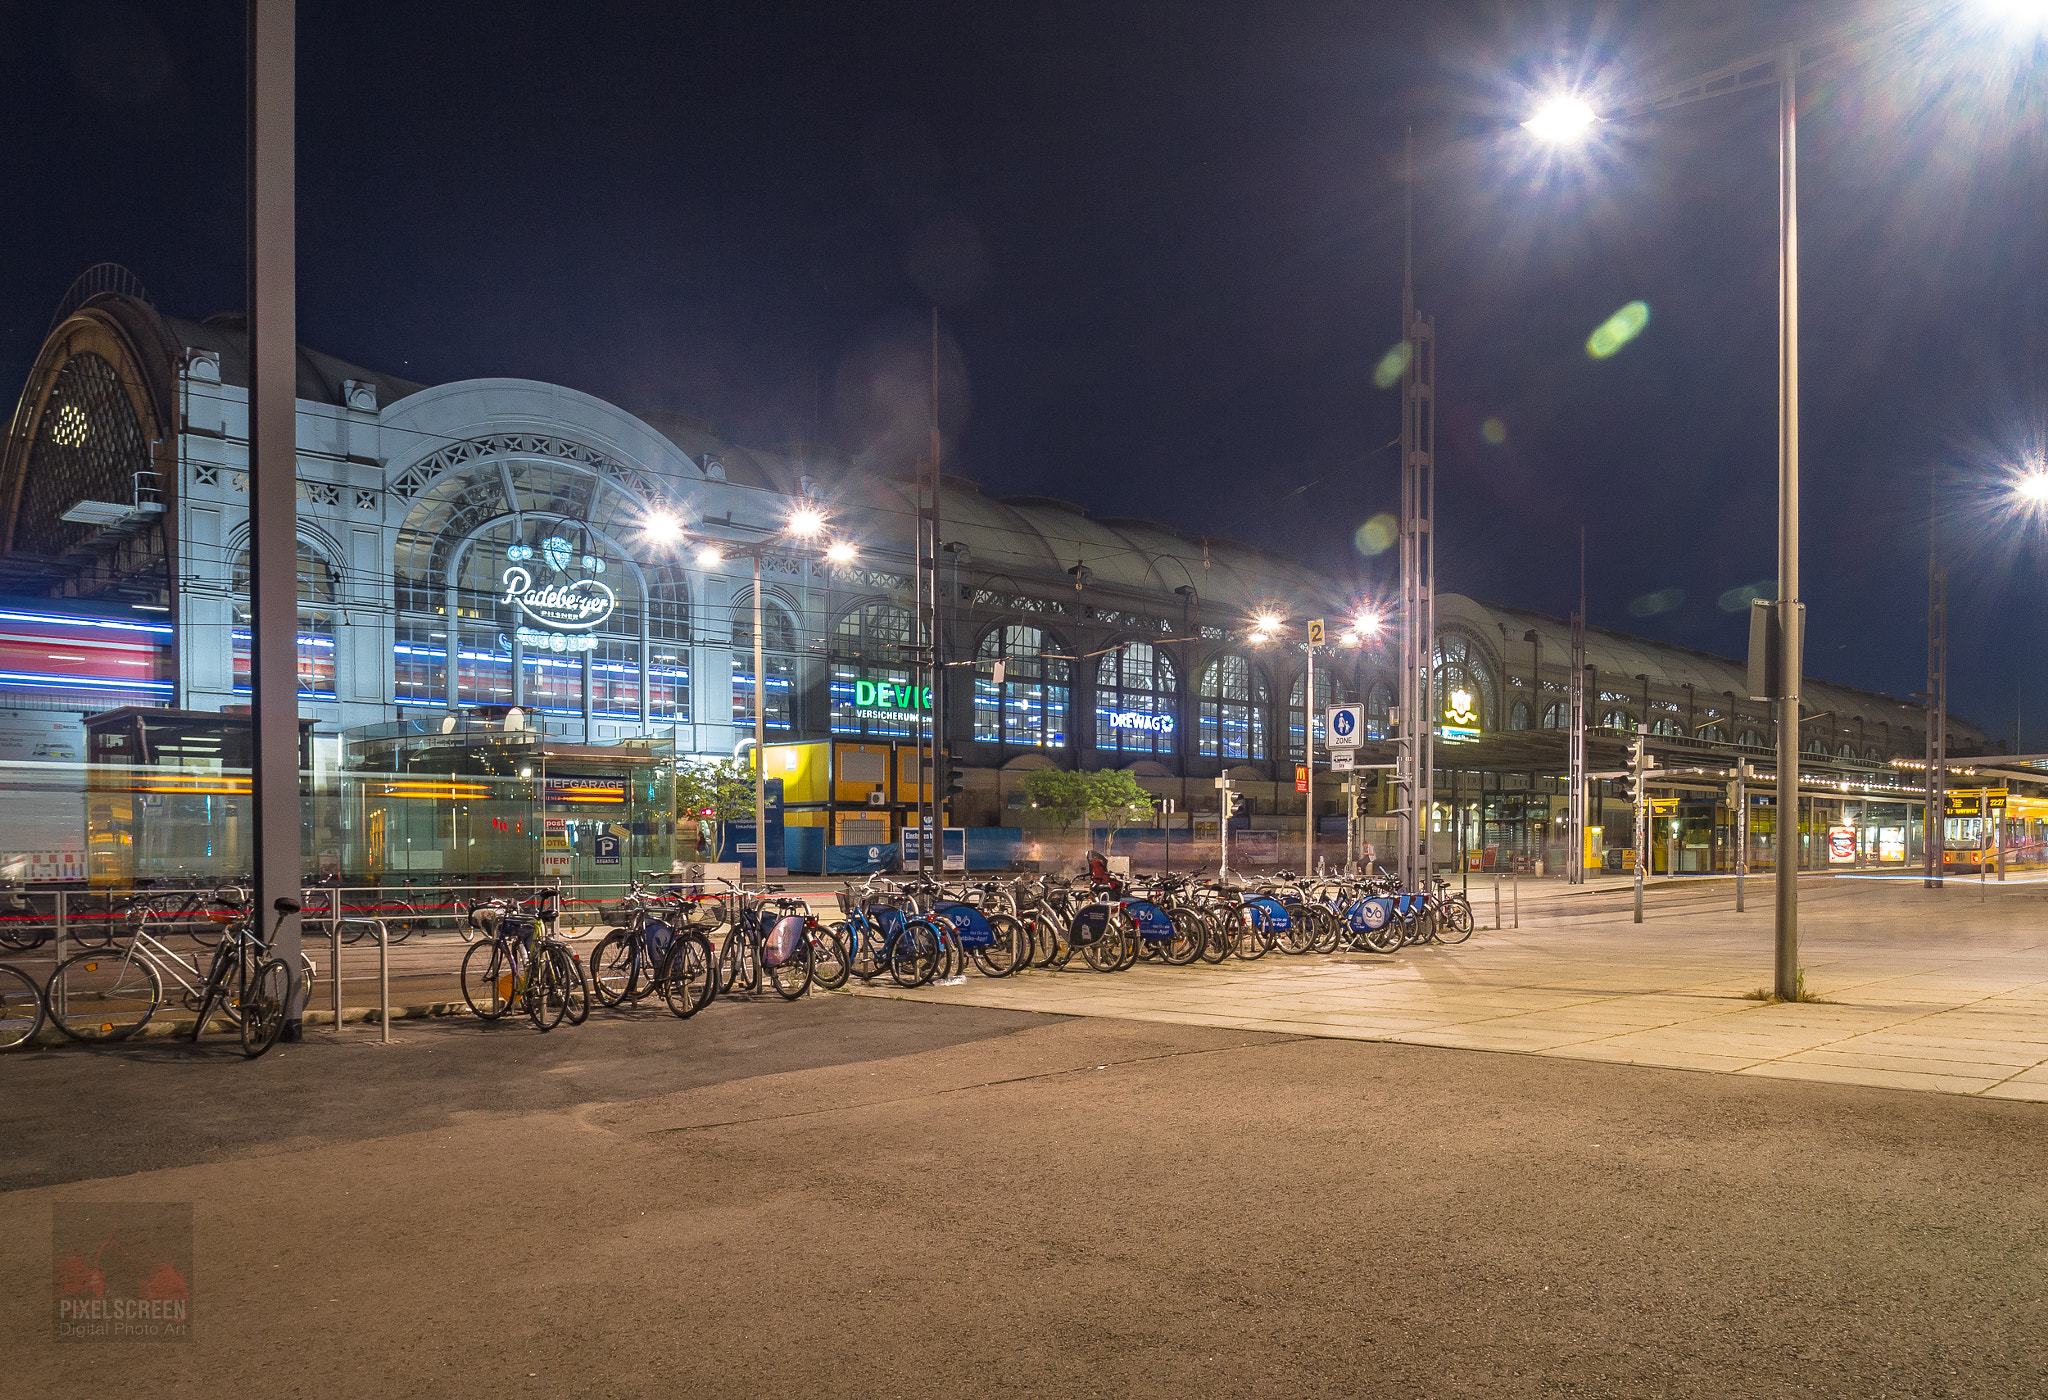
[1397,126,1437,892]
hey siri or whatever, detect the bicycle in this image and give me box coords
[459,889,589,1031]
[590,881,716,1017]
[46,885,315,1046]
[190,894,299,1058]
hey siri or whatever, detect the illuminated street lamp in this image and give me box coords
[652,506,855,880]
[1521,13,2038,998]
[2015,471,2048,505]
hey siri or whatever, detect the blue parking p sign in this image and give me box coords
[593,833,623,866]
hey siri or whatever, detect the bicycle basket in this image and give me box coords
[676,896,723,930]
[763,914,806,969]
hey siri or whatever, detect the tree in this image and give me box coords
[674,757,755,861]
[1083,769,1155,855]
[1019,767,1092,836]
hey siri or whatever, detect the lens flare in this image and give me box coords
[1586,301,1651,360]
[1354,513,1398,557]
[1480,417,1507,445]
[1626,588,1685,619]
[2017,473,2048,504]
[641,510,683,542]
[1717,581,1776,612]
[1372,342,1412,390]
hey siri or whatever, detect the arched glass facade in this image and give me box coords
[389,459,689,724]
[975,625,1070,748]
[831,602,919,737]
[1197,654,1266,759]
[732,597,798,733]
[232,540,337,698]
[1287,666,1351,758]
[1095,641,1176,754]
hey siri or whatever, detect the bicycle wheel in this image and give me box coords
[969,913,1024,978]
[589,930,637,1006]
[809,927,851,991]
[1437,899,1474,945]
[1311,908,1343,954]
[239,958,290,1058]
[1231,913,1270,960]
[658,933,714,1018]
[767,936,813,1001]
[460,939,522,1021]
[525,945,571,1032]
[1082,921,1130,973]
[1196,910,1231,964]
[0,963,46,1049]
[48,949,162,1042]
[375,900,419,945]
[888,923,940,987]
[561,948,591,1024]
[1276,908,1315,955]
[1157,910,1203,966]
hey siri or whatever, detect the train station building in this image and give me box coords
[0,269,2020,881]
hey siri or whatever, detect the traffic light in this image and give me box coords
[1229,794,1253,820]
[942,758,965,815]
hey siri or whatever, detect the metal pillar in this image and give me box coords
[1397,128,1436,892]
[1304,637,1315,875]
[1925,475,1947,889]
[248,0,302,1034]
[1773,47,1803,1003]
[751,551,767,881]
[1567,617,1586,885]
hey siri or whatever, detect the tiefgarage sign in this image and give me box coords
[1105,710,1174,734]
[854,679,931,718]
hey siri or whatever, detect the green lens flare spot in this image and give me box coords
[1586,300,1651,360]
[1372,341,1413,389]
[1480,417,1507,445]
[1354,514,1398,557]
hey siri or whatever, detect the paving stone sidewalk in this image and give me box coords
[848,874,2048,1100]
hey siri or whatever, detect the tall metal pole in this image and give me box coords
[1925,469,1947,888]
[928,310,945,863]
[1773,49,1803,1001]
[1397,126,1437,892]
[1568,532,1586,885]
[1304,636,1315,875]
[752,550,768,881]
[248,0,302,1033]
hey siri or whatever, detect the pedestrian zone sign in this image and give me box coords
[1327,705,1362,748]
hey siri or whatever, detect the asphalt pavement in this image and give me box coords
[7,992,2048,1398]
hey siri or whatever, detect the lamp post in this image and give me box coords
[1518,10,2036,998]
[647,505,855,883]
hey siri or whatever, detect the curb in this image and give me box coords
[23,999,473,1050]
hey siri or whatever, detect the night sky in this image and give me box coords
[3,1,2042,737]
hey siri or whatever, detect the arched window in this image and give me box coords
[1433,635,1496,734]
[1805,737,1826,756]
[232,540,337,698]
[18,352,153,556]
[1739,728,1764,748]
[1096,641,1177,753]
[1601,709,1634,730]
[1365,684,1392,739]
[733,597,799,733]
[1701,724,1727,743]
[1837,742,1854,759]
[1197,654,1267,759]
[1511,700,1531,731]
[831,602,920,737]
[385,459,689,725]
[1865,746,1882,762]
[1287,666,1352,758]
[1650,717,1680,737]
[975,625,1070,748]
[1542,702,1567,729]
